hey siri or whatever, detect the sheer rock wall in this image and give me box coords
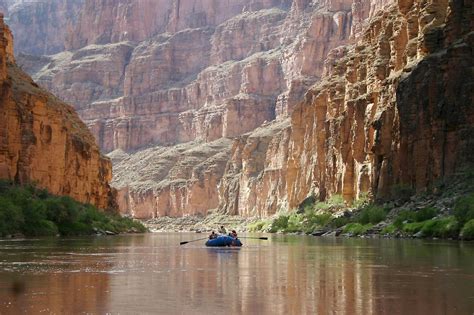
[0,15,115,210]
[218,0,474,216]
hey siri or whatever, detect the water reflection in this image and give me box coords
[0,235,473,314]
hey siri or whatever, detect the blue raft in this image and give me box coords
[205,235,243,247]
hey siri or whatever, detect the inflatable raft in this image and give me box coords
[205,235,243,247]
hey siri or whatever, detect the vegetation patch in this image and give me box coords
[355,205,388,224]
[343,223,373,236]
[251,186,474,241]
[402,221,426,235]
[381,224,397,235]
[247,219,271,232]
[460,219,474,240]
[453,193,474,225]
[0,181,147,237]
[420,217,459,238]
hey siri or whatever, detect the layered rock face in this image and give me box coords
[220,0,474,216]
[110,139,232,218]
[3,0,366,216]
[6,0,357,152]
[5,0,471,218]
[0,15,115,210]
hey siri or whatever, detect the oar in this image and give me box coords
[238,236,268,240]
[179,237,209,245]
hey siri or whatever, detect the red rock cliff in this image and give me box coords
[4,0,472,218]
[4,0,367,217]
[8,0,355,153]
[219,0,474,216]
[0,15,115,210]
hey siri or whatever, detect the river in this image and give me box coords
[0,233,473,314]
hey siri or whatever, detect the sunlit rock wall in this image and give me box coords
[0,15,115,209]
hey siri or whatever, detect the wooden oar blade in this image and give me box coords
[258,237,268,240]
[179,241,189,245]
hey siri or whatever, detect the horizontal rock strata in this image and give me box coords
[218,0,474,215]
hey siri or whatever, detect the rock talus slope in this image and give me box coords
[0,14,115,210]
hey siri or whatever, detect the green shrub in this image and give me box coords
[298,195,317,213]
[453,193,474,225]
[326,194,345,207]
[460,219,474,240]
[394,208,438,230]
[381,224,397,235]
[402,221,426,235]
[394,210,415,229]
[0,180,12,194]
[303,212,333,228]
[421,217,459,238]
[23,219,58,236]
[343,223,373,236]
[79,205,109,225]
[0,197,24,236]
[0,182,147,237]
[115,216,147,233]
[285,213,303,233]
[415,207,437,222]
[45,196,80,225]
[248,220,270,232]
[269,214,289,232]
[356,205,387,224]
[328,216,350,228]
[312,194,345,211]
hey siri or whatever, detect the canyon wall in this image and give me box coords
[3,0,472,218]
[219,0,474,216]
[2,0,367,217]
[0,14,115,210]
[6,0,357,153]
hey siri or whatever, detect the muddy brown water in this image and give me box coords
[0,233,473,314]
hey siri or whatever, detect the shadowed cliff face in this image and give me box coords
[0,15,115,210]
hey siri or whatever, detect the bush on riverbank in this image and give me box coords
[259,198,388,234]
[249,189,474,240]
[0,181,147,237]
[460,219,474,240]
[343,223,373,236]
[453,193,474,225]
[355,205,388,224]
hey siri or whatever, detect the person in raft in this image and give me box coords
[229,230,238,239]
[209,231,217,239]
[218,225,227,234]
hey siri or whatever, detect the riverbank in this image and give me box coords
[143,172,474,241]
[0,181,147,238]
